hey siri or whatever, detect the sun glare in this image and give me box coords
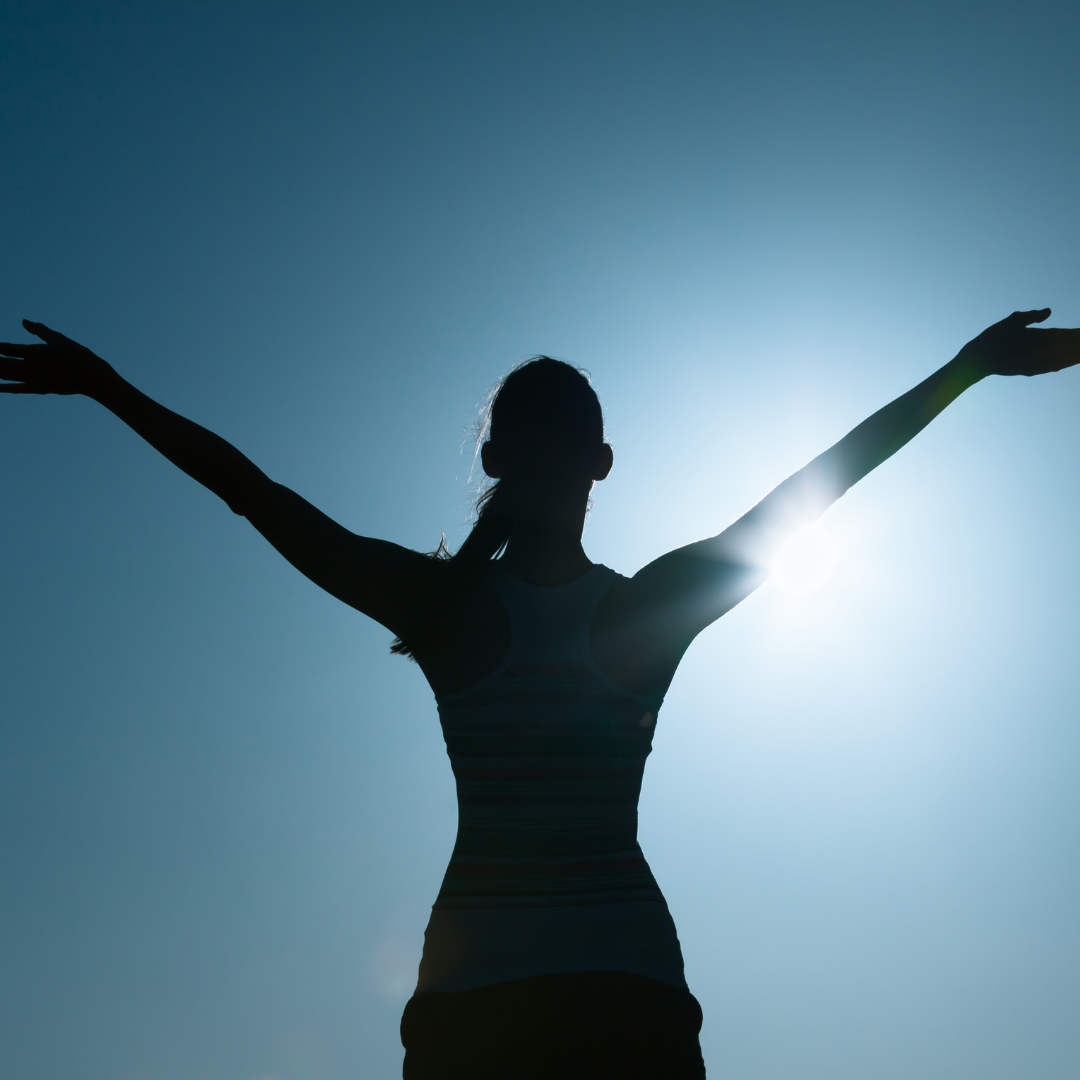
[772,523,837,595]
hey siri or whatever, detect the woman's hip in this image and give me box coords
[401,969,706,1080]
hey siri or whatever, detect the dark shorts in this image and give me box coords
[401,970,706,1079]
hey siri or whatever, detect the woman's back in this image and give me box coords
[418,561,686,992]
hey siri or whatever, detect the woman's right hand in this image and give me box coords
[0,320,117,397]
[958,308,1080,378]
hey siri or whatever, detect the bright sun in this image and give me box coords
[772,523,837,595]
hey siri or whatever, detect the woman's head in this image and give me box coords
[448,358,611,571]
[479,357,612,486]
[390,357,610,655]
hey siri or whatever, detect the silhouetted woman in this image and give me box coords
[2,310,1078,1078]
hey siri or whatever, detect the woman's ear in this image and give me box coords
[480,440,502,478]
[593,443,614,481]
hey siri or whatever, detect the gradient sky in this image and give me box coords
[3,2,1080,1078]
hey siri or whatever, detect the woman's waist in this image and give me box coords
[435,844,661,908]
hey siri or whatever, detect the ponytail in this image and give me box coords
[389,482,515,659]
[451,482,514,568]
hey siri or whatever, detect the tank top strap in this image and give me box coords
[483,561,619,666]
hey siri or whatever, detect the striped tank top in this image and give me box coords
[415,561,687,993]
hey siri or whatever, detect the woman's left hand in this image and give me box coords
[0,320,116,397]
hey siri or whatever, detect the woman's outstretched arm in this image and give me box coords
[614,309,1080,669]
[0,321,434,633]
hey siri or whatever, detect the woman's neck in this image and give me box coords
[500,523,592,585]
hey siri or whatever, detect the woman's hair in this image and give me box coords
[390,356,603,659]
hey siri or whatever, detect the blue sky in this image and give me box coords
[2,2,1080,1077]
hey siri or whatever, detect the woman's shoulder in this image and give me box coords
[395,559,513,695]
[587,568,677,701]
